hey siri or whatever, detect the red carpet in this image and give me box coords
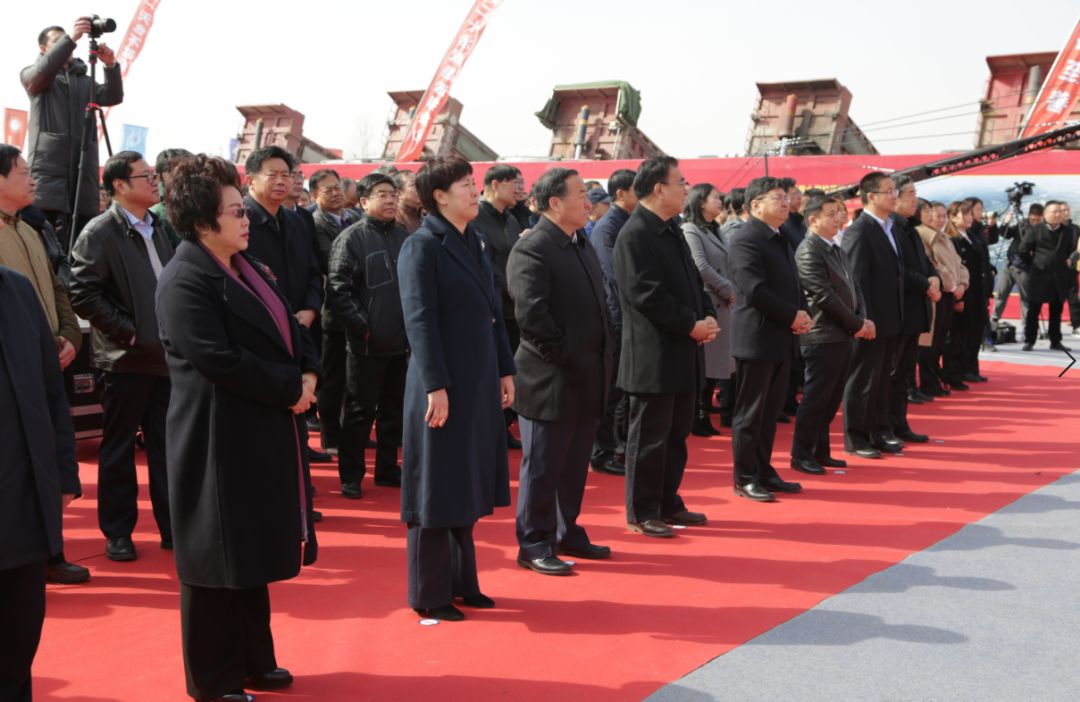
[35,360,1080,701]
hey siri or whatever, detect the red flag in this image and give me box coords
[101,0,163,126]
[396,0,503,162]
[1021,15,1080,138]
[4,108,28,149]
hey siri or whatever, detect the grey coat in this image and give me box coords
[21,36,123,217]
[682,221,734,379]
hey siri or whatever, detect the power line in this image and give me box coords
[857,88,1030,129]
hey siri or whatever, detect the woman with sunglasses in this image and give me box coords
[155,154,319,702]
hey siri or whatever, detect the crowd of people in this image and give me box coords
[4,17,1080,702]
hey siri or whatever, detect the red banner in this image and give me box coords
[395,0,502,162]
[101,0,163,125]
[1021,15,1080,138]
[4,108,28,149]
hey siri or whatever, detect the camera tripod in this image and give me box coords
[68,35,113,243]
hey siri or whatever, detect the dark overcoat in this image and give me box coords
[1020,222,1078,302]
[155,241,319,589]
[507,216,613,422]
[613,205,715,395]
[397,214,516,528]
[0,267,80,571]
[892,214,938,336]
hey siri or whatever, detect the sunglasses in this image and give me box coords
[222,206,251,220]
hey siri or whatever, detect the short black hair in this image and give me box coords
[803,188,826,200]
[373,164,400,176]
[484,164,521,187]
[724,187,746,214]
[533,168,578,212]
[155,148,193,177]
[308,168,340,193]
[165,155,242,240]
[102,150,144,196]
[683,183,717,229]
[1028,203,1045,216]
[778,177,797,192]
[392,169,415,190]
[858,171,892,205]
[0,144,21,178]
[607,168,636,200]
[38,25,64,47]
[357,173,396,199]
[802,193,835,220]
[744,176,783,206]
[244,146,294,175]
[893,174,914,191]
[633,155,678,199]
[415,157,473,214]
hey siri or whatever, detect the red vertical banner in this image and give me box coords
[1021,15,1080,138]
[101,0,164,125]
[395,0,503,163]
[4,108,28,149]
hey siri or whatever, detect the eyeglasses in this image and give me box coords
[127,172,159,183]
[221,206,251,220]
[290,171,305,181]
[871,189,899,196]
[661,179,689,188]
[367,190,399,201]
[754,194,791,204]
[318,184,344,194]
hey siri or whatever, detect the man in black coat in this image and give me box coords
[840,172,906,458]
[1020,200,1077,352]
[613,156,717,538]
[0,266,80,702]
[792,195,873,475]
[508,169,614,575]
[69,151,173,561]
[887,175,941,443]
[727,177,812,502]
[325,173,409,498]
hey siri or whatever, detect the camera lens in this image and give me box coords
[90,16,117,37]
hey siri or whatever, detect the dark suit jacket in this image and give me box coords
[728,216,807,362]
[952,232,986,304]
[795,233,865,345]
[0,266,79,571]
[892,214,938,335]
[613,205,715,395]
[840,212,905,338]
[311,208,351,276]
[508,216,613,422]
[1020,222,1078,301]
[780,211,807,252]
[244,197,323,315]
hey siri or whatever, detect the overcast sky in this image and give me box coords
[3,0,1078,164]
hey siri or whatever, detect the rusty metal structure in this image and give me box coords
[535,81,663,160]
[233,104,340,165]
[381,91,498,162]
[978,52,1080,148]
[746,79,877,156]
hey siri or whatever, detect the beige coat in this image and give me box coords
[916,224,969,345]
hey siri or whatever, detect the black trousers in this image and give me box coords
[944,301,985,381]
[516,417,599,559]
[717,374,736,422]
[317,330,347,451]
[992,266,1029,323]
[918,293,954,390]
[0,560,46,702]
[792,343,852,463]
[503,318,520,428]
[97,371,171,540]
[1068,273,1080,330]
[1025,290,1065,345]
[887,334,920,432]
[843,336,899,450]
[180,583,276,701]
[406,523,480,610]
[591,338,627,464]
[732,358,789,485]
[338,352,407,484]
[624,393,692,523]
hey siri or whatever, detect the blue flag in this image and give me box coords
[121,124,149,156]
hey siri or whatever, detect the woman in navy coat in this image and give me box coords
[397,157,516,621]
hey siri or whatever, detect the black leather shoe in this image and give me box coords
[819,456,847,468]
[776,413,791,424]
[627,519,675,537]
[106,537,136,562]
[662,509,707,526]
[913,389,935,402]
[906,390,925,404]
[590,461,626,476]
[733,483,776,502]
[847,446,882,459]
[764,476,802,493]
[506,432,522,449]
[245,667,293,690]
[871,435,903,453]
[460,593,496,608]
[341,481,363,499]
[210,693,254,702]
[558,542,612,560]
[517,555,573,575]
[160,538,173,550]
[1022,343,1034,351]
[1050,343,1072,352]
[414,604,465,621]
[46,561,90,584]
[895,428,929,443]
[962,372,982,383]
[307,447,334,463]
[374,467,402,488]
[921,385,947,397]
[311,510,323,522]
[691,413,720,436]
[947,379,970,390]
[790,458,826,475]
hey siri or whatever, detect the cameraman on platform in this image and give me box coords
[21,17,123,252]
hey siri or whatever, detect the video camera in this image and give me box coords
[89,15,116,39]
[1006,181,1035,208]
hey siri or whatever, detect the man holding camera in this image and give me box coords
[21,18,123,251]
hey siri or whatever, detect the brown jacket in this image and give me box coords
[0,219,81,351]
[916,224,969,345]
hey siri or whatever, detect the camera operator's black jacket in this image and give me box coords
[21,34,123,218]
[325,214,409,356]
[1020,222,1079,302]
